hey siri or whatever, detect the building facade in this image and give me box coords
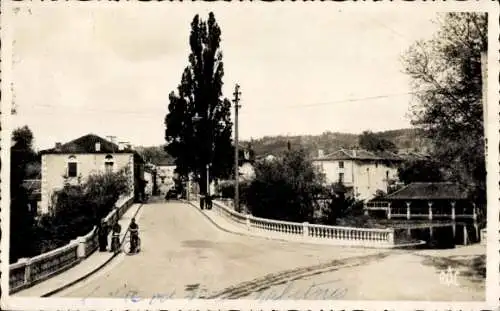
[311,149,403,201]
[39,134,145,214]
[155,158,176,196]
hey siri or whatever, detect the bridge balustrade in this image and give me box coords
[211,201,394,247]
[8,194,134,293]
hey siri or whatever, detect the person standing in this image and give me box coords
[111,222,122,253]
[98,221,108,252]
[128,218,139,253]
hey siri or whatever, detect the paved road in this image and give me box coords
[58,201,485,301]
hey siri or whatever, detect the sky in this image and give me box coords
[9,4,441,150]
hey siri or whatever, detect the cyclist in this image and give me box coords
[129,218,139,253]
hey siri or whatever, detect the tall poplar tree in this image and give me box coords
[165,13,233,194]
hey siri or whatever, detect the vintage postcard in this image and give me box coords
[1,1,499,310]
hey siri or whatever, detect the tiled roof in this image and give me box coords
[384,182,468,200]
[312,148,403,162]
[40,134,133,154]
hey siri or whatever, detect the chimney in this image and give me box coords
[118,142,125,151]
[352,150,357,157]
[55,142,62,149]
[318,149,324,158]
[95,142,101,152]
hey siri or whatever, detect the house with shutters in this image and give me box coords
[39,134,145,214]
[311,148,404,200]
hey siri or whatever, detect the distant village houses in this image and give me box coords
[311,148,404,201]
[39,134,145,214]
[144,163,156,197]
[238,146,256,181]
[155,158,176,196]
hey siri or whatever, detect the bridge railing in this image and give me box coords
[211,200,394,247]
[9,194,134,293]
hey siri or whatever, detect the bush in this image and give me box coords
[244,149,324,222]
[317,183,365,225]
[216,180,250,199]
[32,169,130,254]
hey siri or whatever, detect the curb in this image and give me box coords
[184,200,252,238]
[40,203,144,297]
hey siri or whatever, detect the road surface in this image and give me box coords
[58,200,485,301]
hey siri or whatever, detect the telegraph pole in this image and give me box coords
[233,84,241,212]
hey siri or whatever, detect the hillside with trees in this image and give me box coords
[240,128,430,158]
[143,128,429,163]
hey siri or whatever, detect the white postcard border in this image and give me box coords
[1,1,499,310]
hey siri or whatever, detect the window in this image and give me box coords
[104,155,114,174]
[338,173,344,183]
[338,161,344,169]
[67,156,78,177]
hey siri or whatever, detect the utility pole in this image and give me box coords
[233,84,241,212]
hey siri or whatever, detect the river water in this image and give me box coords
[394,222,482,249]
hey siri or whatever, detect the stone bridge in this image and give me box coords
[11,199,485,301]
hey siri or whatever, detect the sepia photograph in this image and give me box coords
[1,2,499,310]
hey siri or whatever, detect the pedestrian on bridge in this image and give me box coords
[97,221,108,252]
[110,222,122,253]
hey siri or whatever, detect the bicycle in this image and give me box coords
[122,233,141,255]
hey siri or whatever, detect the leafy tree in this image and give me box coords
[402,13,487,204]
[316,182,365,226]
[135,145,173,165]
[165,13,233,195]
[10,126,38,262]
[84,168,130,220]
[398,159,444,184]
[244,149,324,222]
[358,131,397,153]
[12,125,34,150]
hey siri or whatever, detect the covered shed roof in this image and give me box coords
[384,182,468,200]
